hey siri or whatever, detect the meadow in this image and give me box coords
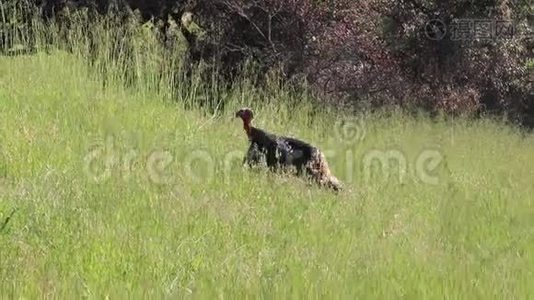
[1,17,534,298]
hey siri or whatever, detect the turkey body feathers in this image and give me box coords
[235,107,341,191]
[244,126,342,191]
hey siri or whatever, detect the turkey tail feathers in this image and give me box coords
[307,149,342,192]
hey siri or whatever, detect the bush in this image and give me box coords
[9,0,534,126]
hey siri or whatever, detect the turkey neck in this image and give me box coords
[243,118,252,139]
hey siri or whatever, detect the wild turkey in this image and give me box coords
[235,107,342,191]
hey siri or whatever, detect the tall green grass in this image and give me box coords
[1,9,534,298]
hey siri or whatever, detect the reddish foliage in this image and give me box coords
[27,0,534,125]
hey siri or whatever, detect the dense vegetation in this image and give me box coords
[2,0,533,124]
[1,0,534,297]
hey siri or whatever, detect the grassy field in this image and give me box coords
[1,27,534,297]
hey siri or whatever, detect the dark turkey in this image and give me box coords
[235,107,342,191]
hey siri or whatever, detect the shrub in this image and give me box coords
[8,0,534,126]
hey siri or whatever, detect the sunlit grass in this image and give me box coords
[1,13,534,298]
